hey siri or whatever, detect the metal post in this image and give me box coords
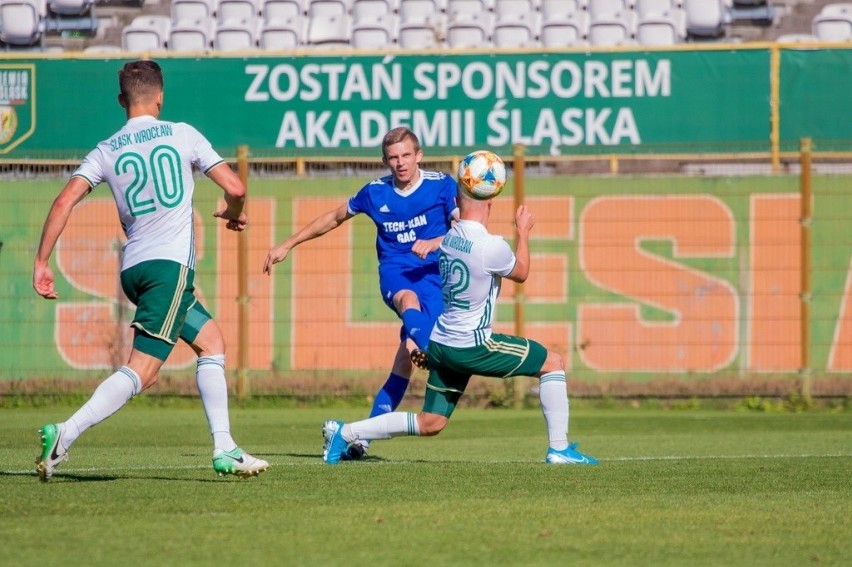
[512,143,526,409]
[799,137,812,404]
[770,46,782,173]
[236,145,250,399]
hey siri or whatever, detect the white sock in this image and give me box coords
[196,355,237,453]
[62,366,142,448]
[343,412,420,442]
[540,371,569,451]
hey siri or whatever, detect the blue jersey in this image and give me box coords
[348,169,458,270]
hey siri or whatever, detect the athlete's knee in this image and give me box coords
[393,289,421,313]
[417,412,448,436]
[392,341,414,377]
[188,319,226,357]
[539,349,565,375]
[126,350,164,390]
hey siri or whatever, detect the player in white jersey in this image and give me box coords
[33,60,268,481]
[264,127,457,460]
[322,174,598,465]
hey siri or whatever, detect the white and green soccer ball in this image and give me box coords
[457,150,507,200]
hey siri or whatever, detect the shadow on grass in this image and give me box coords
[0,470,245,483]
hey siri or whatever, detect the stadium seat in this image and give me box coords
[259,16,303,47]
[446,12,492,47]
[446,0,493,18]
[0,0,45,45]
[540,0,586,18]
[398,17,444,48]
[683,0,728,38]
[351,13,397,47]
[492,13,539,47]
[218,0,262,26]
[48,0,92,16]
[352,0,395,20]
[305,12,351,47]
[307,0,349,17]
[588,0,634,18]
[121,15,170,51]
[813,5,852,42]
[263,0,305,21]
[493,0,538,19]
[635,0,681,18]
[588,12,635,45]
[169,17,215,51]
[171,0,217,24]
[540,12,588,46]
[636,12,684,44]
[399,0,445,22]
[819,3,852,17]
[215,17,259,49]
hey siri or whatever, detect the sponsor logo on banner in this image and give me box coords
[0,64,35,153]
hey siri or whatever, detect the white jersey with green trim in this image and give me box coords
[72,115,224,271]
[429,219,517,348]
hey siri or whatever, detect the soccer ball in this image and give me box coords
[457,150,507,200]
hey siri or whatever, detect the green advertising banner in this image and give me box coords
[779,48,852,153]
[1,49,772,160]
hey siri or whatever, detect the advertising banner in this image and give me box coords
[3,49,773,160]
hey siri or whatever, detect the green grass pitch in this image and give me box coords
[1,404,850,566]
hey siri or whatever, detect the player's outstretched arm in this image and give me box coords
[506,204,534,284]
[208,163,247,232]
[33,177,92,299]
[263,202,353,275]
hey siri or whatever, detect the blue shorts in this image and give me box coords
[378,262,444,342]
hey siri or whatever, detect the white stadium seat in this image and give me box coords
[819,3,852,17]
[351,13,398,48]
[218,0,262,26]
[398,16,444,48]
[0,0,45,45]
[352,0,394,20]
[260,16,303,48]
[399,0,445,22]
[540,12,588,46]
[307,0,349,17]
[263,0,306,21]
[171,0,217,24]
[169,17,215,51]
[121,15,171,51]
[588,12,635,45]
[813,4,852,42]
[305,12,351,47]
[541,0,585,18]
[215,17,259,49]
[683,0,728,37]
[635,0,681,18]
[494,0,538,19]
[636,12,684,45]
[446,13,492,48]
[446,0,492,18]
[492,14,539,47]
[588,0,633,19]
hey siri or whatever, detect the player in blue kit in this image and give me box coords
[263,127,458,459]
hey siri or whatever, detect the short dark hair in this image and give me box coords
[118,60,164,106]
[381,127,420,159]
